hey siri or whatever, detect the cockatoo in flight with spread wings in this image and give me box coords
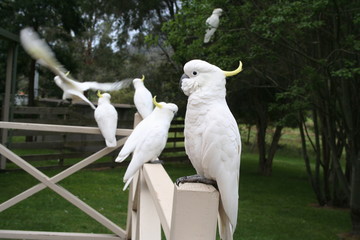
[177,59,243,240]
[20,27,131,110]
[204,8,223,43]
[133,75,153,119]
[115,97,178,190]
[94,91,118,148]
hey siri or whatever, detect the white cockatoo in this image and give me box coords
[115,97,178,190]
[94,91,118,148]
[204,8,223,43]
[20,27,131,109]
[133,75,153,118]
[177,60,243,240]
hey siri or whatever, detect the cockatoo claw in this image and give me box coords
[175,174,218,189]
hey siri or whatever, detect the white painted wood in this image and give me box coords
[0,230,122,240]
[125,113,142,239]
[142,163,174,239]
[125,170,139,240]
[0,144,126,238]
[0,121,132,136]
[136,169,161,240]
[170,183,219,240]
[0,137,127,212]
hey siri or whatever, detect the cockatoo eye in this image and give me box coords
[192,71,198,76]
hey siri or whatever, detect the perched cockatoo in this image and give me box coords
[94,91,118,148]
[204,8,223,43]
[115,96,178,190]
[177,60,243,240]
[133,75,153,118]
[20,27,131,109]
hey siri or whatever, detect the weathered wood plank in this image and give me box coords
[166,137,184,143]
[0,230,123,240]
[8,142,65,150]
[20,152,88,162]
[168,127,184,132]
[161,147,185,153]
[0,121,132,136]
[13,106,70,114]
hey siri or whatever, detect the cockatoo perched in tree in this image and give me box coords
[133,75,153,118]
[177,60,243,240]
[94,91,118,148]
[204,8,223,43]
[115,96,178,190]
[20,27,131,109]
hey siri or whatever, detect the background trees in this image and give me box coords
[162,0,360,235]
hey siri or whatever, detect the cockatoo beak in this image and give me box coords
[141,75,145,82]
[180,73,189,88]
[97,90,103,98]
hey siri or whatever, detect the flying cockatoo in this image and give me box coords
[94,91,118,148]
[204,8,223,43]
[133,75,153,118]
[177,60,243,240]
[20,27,131,109]
[115,96,178,190]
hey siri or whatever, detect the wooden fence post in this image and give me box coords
[1,44,18,170]
[135,169,161,240]
[170,183,219,240]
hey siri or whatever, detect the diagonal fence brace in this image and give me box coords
[0,143,126,238]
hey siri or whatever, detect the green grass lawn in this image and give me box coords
[0,146,350,240]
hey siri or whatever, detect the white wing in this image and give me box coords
[123,124,168,190]
[134,87,153,118]
[20,27,67,76]
[79,78,132,92]
[206,14,220,28]
[115,118,151,162]
[95,104,118,147]
[21,28,132,93]
[201,105,241,238]
[66,89,96,110]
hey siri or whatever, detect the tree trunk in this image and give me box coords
[312,109,326,205]
[299,112,326,205]
[256,113,268,175]
[351,151,360,235]
[264,125,283,176]
[246,124,252,144]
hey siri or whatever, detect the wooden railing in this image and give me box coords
[1,105,186,170]
[0,117,219,240]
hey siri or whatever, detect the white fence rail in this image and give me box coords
[0,118,219,240]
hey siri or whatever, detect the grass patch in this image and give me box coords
[0,147,350,240]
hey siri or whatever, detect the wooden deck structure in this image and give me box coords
[0,114,219,240]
